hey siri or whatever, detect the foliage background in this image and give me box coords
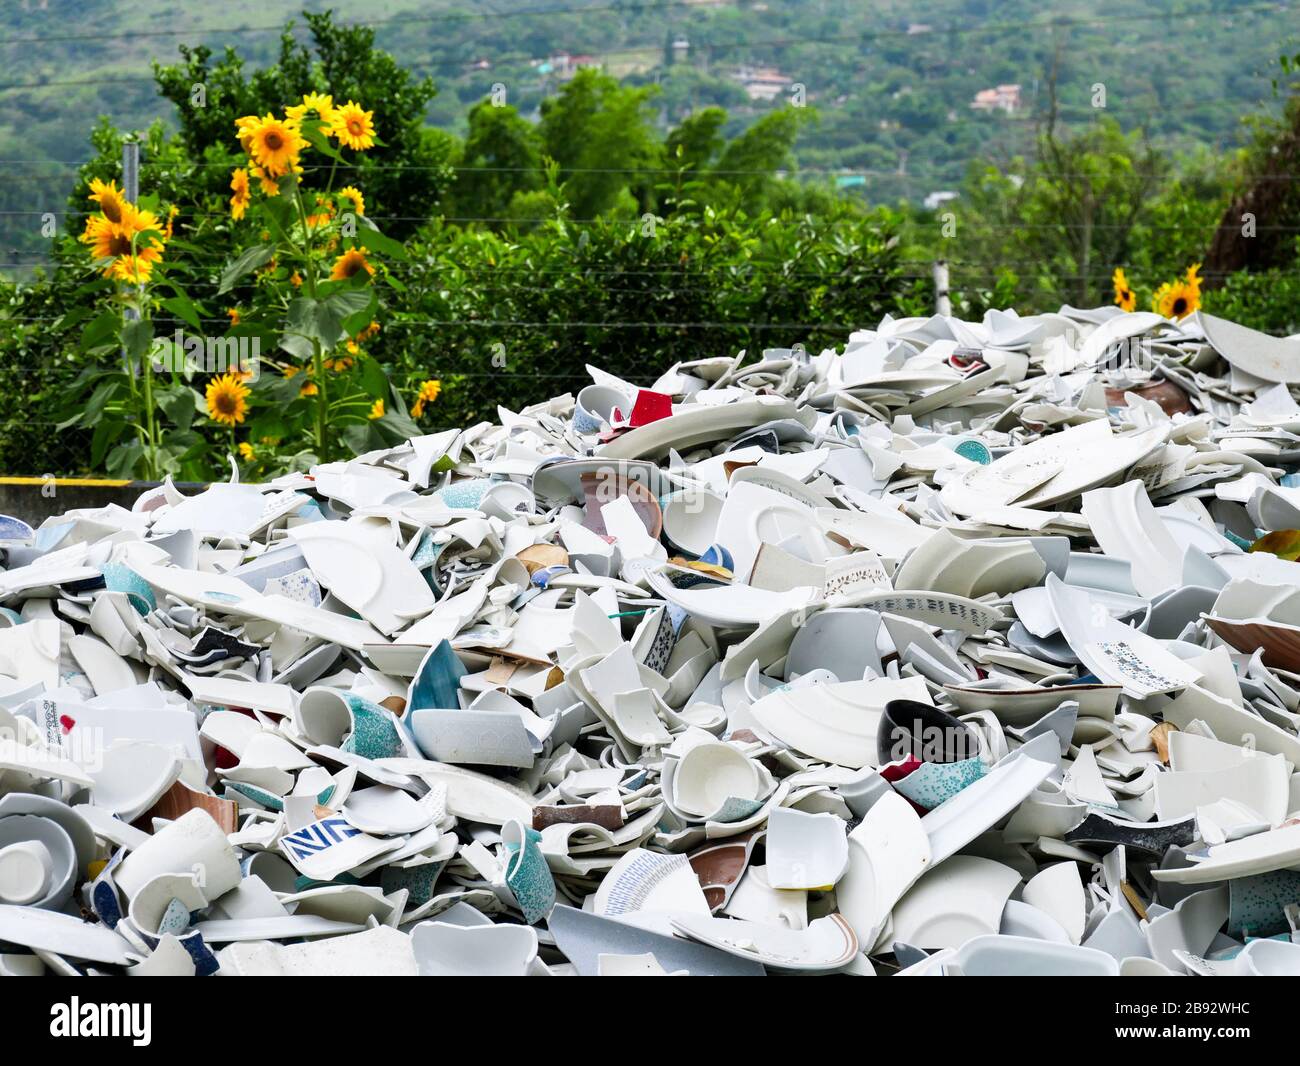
[0,4,1297,476]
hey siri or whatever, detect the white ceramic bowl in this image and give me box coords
[672,742,761,817]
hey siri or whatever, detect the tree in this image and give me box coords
[1032,60,1167,306]
[955,114,1166,308]
[714,107,814,203]
[537,69,660,218]
[456,101,543,223]
[1203,54,1300,283]
[665,107,728,173]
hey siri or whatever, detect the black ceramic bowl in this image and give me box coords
[877,699,980,766]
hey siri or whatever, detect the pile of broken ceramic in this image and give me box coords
[4,307,1300,976]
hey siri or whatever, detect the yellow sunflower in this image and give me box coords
[338,185,365,217]
[1185,262,1203,295]
[287,92,336,125]
[330,248,374,281]
[237,442,255,461]
[1152,279,1200,321]
[290,270,302,288]
[163,204,179,239]
[82,207,165,282]
[227,307,241,326]
[368,398,385,420]
[358,320,380,341]
[1111,266,1136,313]
[250,164,280,196]
[108,250,162,285]
[283,364,317,395]
[87,178,128,224]
[410,378,441,418]
[230,167,251,221]
[329,101,376,151]
[235,115,261,153]
[206,374,251,426]
[81,214,124,258]
[245,114,305,178]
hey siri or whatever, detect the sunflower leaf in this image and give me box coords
[356,218,407,261]
[90,418,126,468]
[219,244,275,295]
[156,387,196,431]
[302,126,346,164]
[106,438,145,479]
[121,318,155,367]
[79,309,119,353]
[161,294,204,334]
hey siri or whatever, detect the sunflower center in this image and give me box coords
[1172,297,1187,316]
[348,118,363,135]
[102,199,123,224]
[214,392,238,415]
[107,233,133,256]
[264,131,284,151]
[341,257,361,277]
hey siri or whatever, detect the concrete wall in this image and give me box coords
[0,480,209,528]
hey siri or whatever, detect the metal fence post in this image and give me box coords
[933,258,951,316]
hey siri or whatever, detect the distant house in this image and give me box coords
[549,52,600,79]
[732,65,793,102]
[924,190,958,210]
[970,84,1021,113]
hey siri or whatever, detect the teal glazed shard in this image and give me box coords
[380,856,450,906]
[407,639,466,713]
[99,562,157,616]
[503,821,556,925]
[954,439,992,465]
[892,755,987,811]
[1228,870,1300,938]
[435,477,493,510]
[340,693,405,760]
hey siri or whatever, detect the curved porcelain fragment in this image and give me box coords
[1081,481,1182,597]
[1199,311,1300,384]
[289,519,435,636]
[1021,862,1087,944]
[749,675,931,769]
[894,529,1045,599]
[921,733,1059,864]
[837,792,931,947]
[669,912,859,972]
[887,856,1022,952]
[951,934,1119,976]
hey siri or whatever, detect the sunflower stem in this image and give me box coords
[140,322,159,480]
[292,180,329,460]
[127,228,159,481]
